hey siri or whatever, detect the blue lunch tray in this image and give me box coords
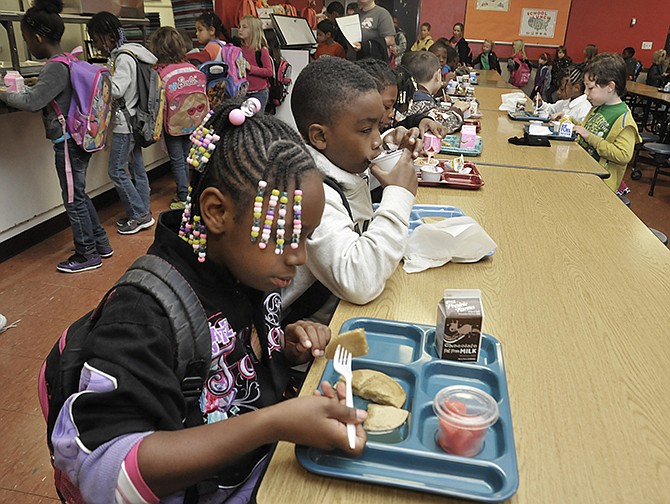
[507,110,551,122]
[295,317,519,502]
[523,124,576,141]
[440,135,483,156]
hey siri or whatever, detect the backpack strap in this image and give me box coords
[50,53,77,204]
[281,177,361,326]
[113,49,139,131]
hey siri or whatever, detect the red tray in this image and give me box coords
[417,160,485,190]
[463,119,481,132]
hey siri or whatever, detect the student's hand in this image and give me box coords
[370,148,418,195]
[24,77,39,87]
[573,125,589,139]
[353,42,361,51]
[277,381,367,454]
[418,118,448,138]
[283,320,331,364]
[452,101,470,112]
[384,126,422,157]
[550,111,564,121]
[443,72,457,83]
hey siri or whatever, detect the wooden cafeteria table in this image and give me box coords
[463,110,609,178]
[256,165,670,504]
[474,69,515,89]
[471,85,518,111]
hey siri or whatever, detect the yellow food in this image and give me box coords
[350,369,406,408]
[364,404,409,432]
[324,328,369,359]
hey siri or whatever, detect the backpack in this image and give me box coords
[199,40,249,110]
[159,62,209,136]
[509,55,531,88]
[38,254,211,504]
[256,49,292,114]
[49,46,113,203]
[115,49,165,147]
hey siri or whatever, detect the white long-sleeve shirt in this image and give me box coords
[282,146,415,323]
[539,93,592,124]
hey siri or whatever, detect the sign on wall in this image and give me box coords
[519,8,558,38]
[475,0,509,11]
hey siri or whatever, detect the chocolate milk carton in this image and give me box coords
[435,289,484,362]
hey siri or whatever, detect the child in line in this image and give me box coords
[450,22,472,66]
[149,27,208,210]
[238,15,274,113]
[346,2,358,15]
[575,53,641,192]
[410,22,433,52]
[391,15,407,66]
[87,11,156,234]
[582,43,598,66]
[195,11,229,61]
[315,19,346,59]
[472,39,501,74]
[531,52,551,100]
[0,0,112,273]
[646,49,669,87]
[508,38,530,88]
[48,98,367,503]
[537,66,591,123]
[622,46,642,81]
[547,45,572,101]
[403,51,467,130]
[283,57,418,324]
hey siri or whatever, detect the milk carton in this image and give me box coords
[3,71,25,92]
[460,124,477,149]
[435,289,484,362]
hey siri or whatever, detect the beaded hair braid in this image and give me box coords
[180,99,317,262]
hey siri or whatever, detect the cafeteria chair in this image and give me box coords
[616,195,668,246]
[642,142,670,196]
[630,131,660,180]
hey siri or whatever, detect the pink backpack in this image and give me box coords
[158,62,209,136]
[510,55,531,88]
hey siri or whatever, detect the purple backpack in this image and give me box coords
[50,47,113,202]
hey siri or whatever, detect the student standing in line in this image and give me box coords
[410,22,434,52]
[646,49,669,87]
[582,43,598,68]
[238,15,274,113]
[46,98,367,503]
[351,0,395,62]
[87,11,157,235]
[0,0,112,272]
[194,11,229,60]
[575,53,641,192]
[315,19,346,59]
[472,39,501,74]
[531,52,551,100]
[391,15,407,65]
[547,45,572,101]
[449,22,472,66]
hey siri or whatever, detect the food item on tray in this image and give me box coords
[324,328,369,359]
[414,157,439,167]
[363,404,409,432]
[350,369,406,408]
[433,385,499,457]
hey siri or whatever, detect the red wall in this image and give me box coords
[416,0,669,66]
[216,0,324,31]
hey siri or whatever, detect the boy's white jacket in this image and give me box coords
[282,145,415,321]
[539,93,591,123]
[109,43,158,134]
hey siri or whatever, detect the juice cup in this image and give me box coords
[433,385,499,457]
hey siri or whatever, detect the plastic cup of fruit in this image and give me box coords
[420,165,444,182]
[433,385,499,457]
[371,150,403,172]
[414,157,439,174]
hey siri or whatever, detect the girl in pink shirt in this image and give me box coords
[238,15,274,113]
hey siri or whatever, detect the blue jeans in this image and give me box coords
[164,133,191,201]
[248,87,269,114]
[108,133,151,219]
[54,142,110,256]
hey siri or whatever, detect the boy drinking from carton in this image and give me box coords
[282,57,417,324]
[574,53,641,192]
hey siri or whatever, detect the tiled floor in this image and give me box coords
[0,162,667,503]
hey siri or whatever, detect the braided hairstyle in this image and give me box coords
[22,0,65,42]
[87,11,126,51]
[355,58,397,93]
[189,99,318,222]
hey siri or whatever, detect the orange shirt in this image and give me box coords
[315,41,346,59]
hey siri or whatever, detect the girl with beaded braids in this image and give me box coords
[87,11,158,235]
[0,0,112,273]
[49,97,367,504]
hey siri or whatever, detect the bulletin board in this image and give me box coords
[465,0,572,45]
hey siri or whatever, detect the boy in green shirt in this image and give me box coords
[575,53,641,191]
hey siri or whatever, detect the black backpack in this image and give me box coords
[255,49,292,115]
[39,255,211,503]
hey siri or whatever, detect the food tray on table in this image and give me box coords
[507,110,550,122]
[417,160,484,189]
[440,135,483,156]
[295,317,519,502]
[523,124,577,141]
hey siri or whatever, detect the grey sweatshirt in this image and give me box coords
[109,43,157,134]
[0,55,71,141]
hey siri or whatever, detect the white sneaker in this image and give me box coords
[0,314,6,333]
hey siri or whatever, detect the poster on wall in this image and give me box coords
[475,0,510,11]
[519,8,558,38]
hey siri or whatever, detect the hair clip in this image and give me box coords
[290,189,303,249]
[228,97,262,126]
[187,110,219,173]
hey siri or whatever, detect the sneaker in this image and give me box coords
[57,253,103,273]
[97,243,114,259]
[117,213,155,235]
[170,200,186,210]
[0,314,6,333]
[116,217,129,228]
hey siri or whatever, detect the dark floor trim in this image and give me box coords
[0,163,170,263]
